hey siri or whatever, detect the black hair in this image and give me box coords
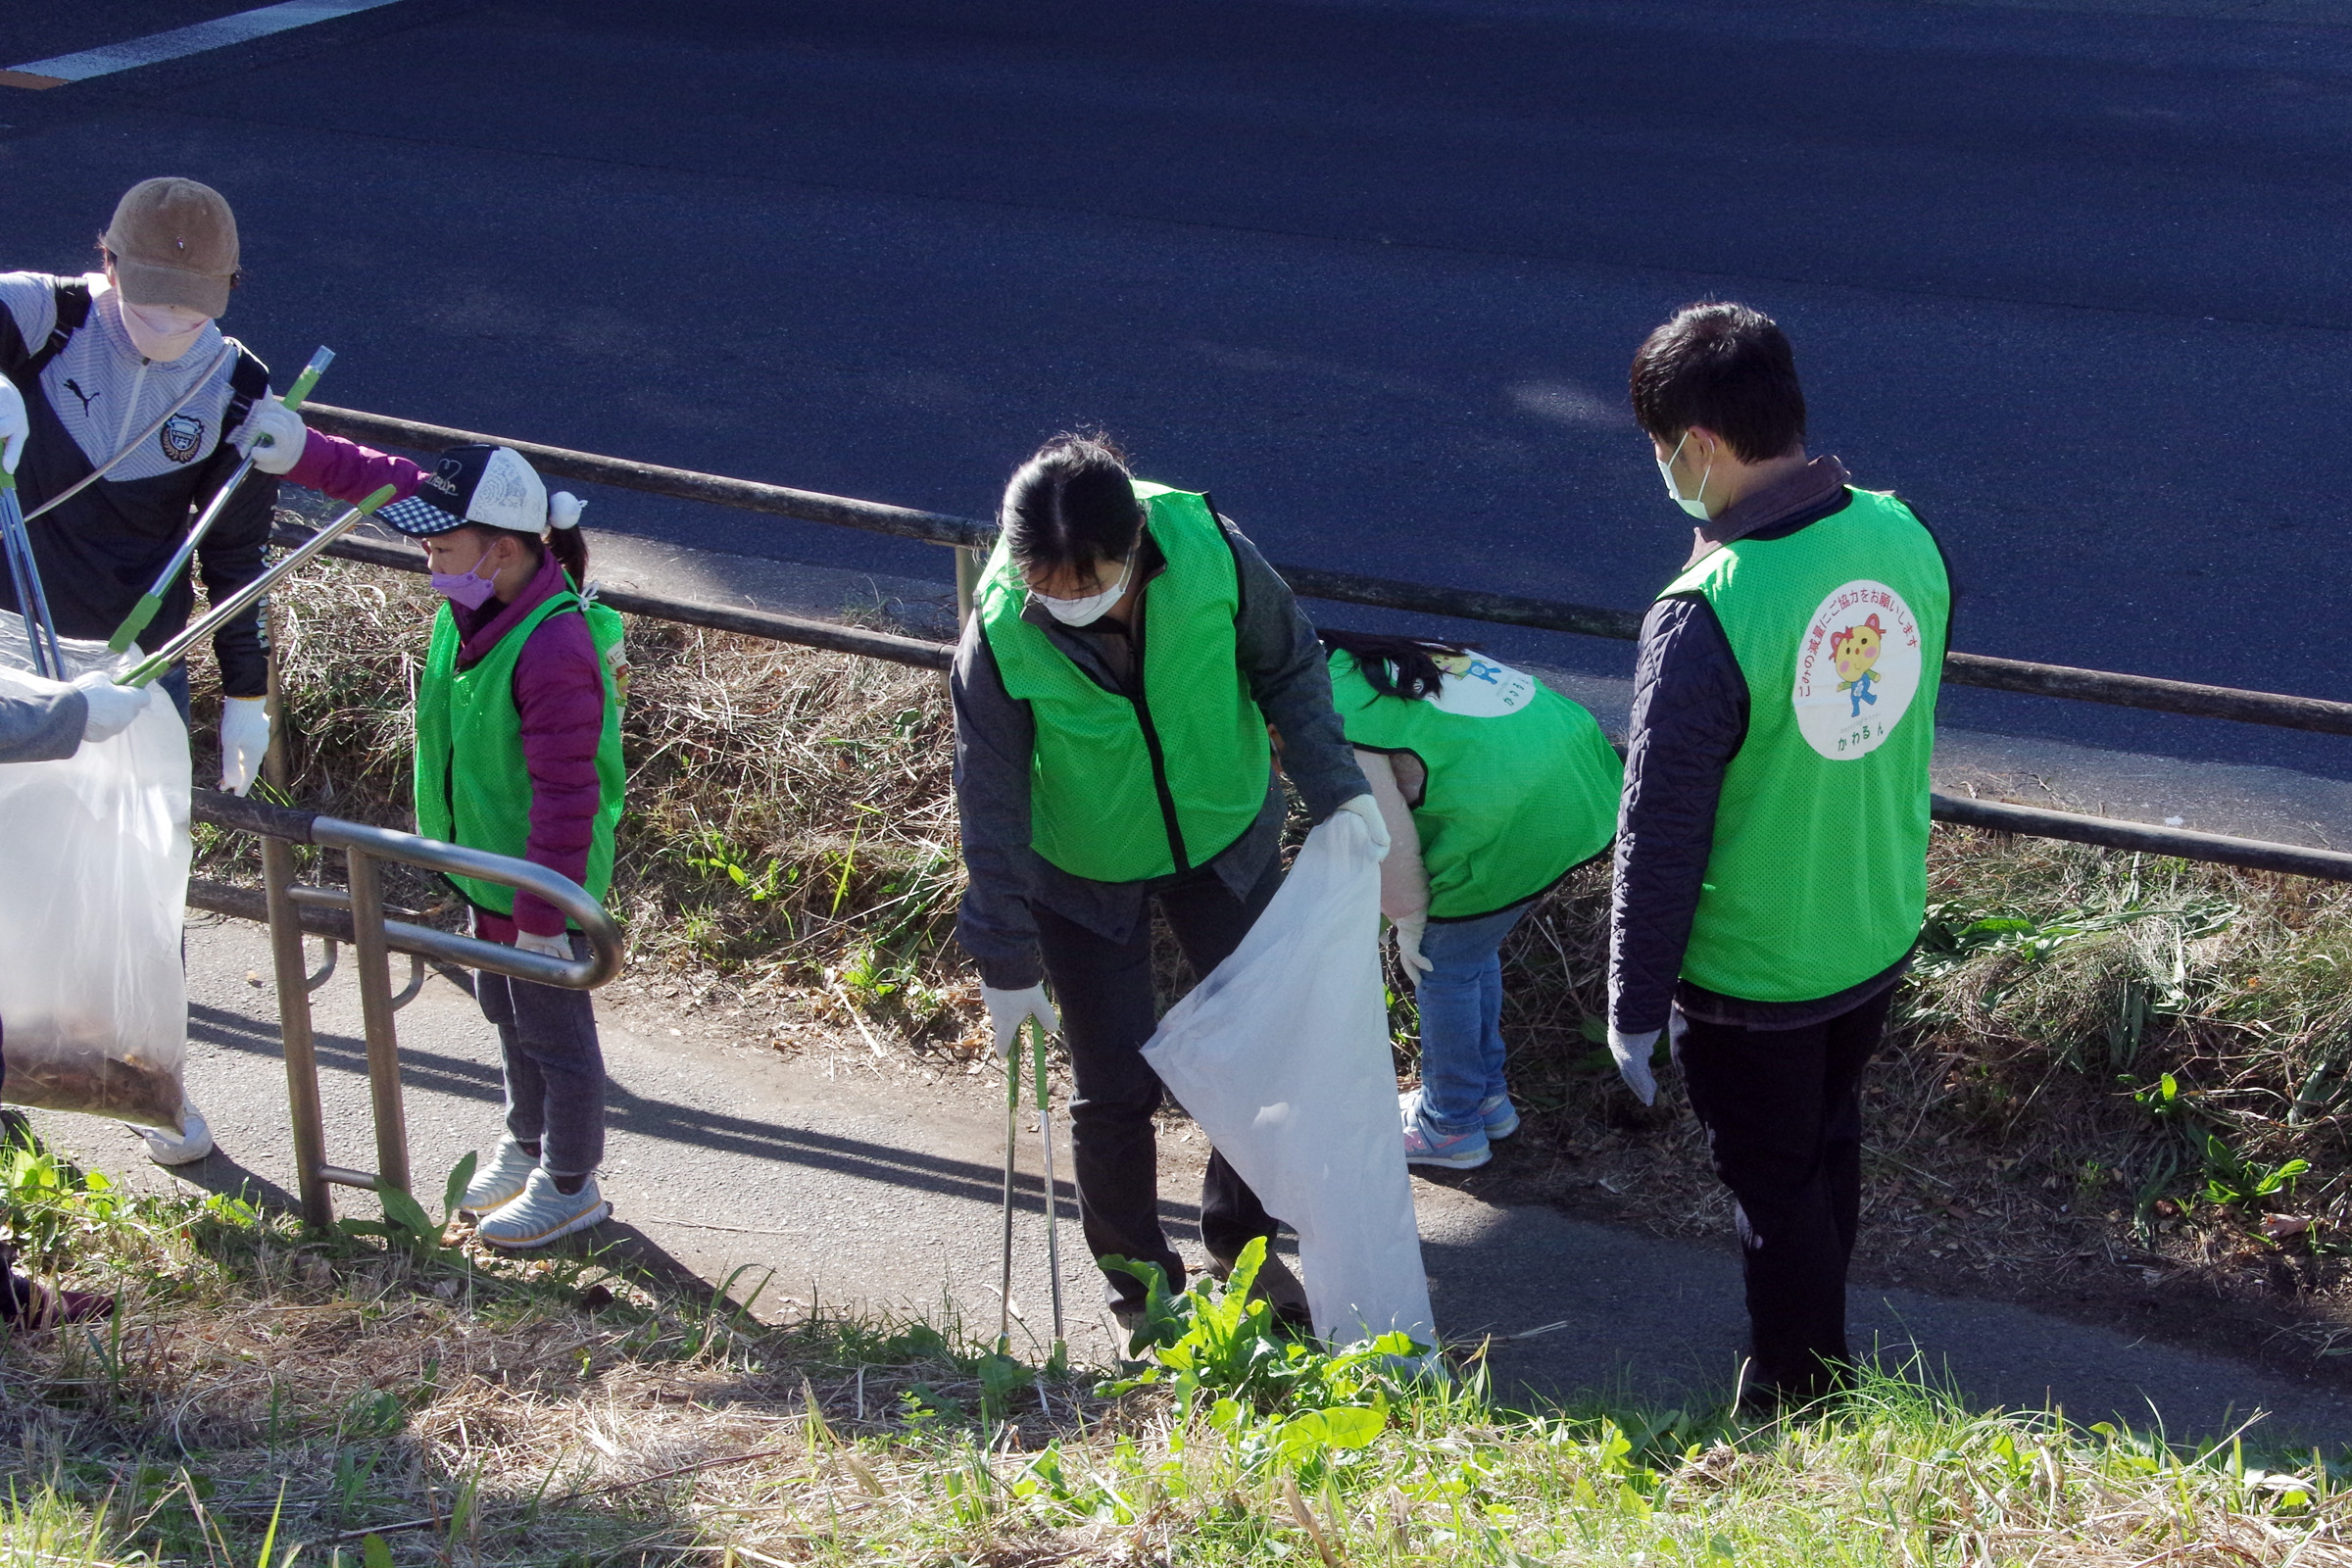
[1628,301,1805,464]
[450,520,590,590]
[1000,432,1146,582]
[1315,627,1472,703]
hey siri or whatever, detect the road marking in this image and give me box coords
[3,0,406,88]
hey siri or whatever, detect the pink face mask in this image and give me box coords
[120,300,210,363]
[429,556,499,610]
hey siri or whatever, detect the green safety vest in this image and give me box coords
[414,589,627,920]
[977,482,1270,884]
[1327,650,1621,920]
[1659,488,1949,1002]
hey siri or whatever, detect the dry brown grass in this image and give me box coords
[182,540,2352,1372]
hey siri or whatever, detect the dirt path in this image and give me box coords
[24,913,2352,1448]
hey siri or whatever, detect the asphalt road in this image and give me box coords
[29,913,2352,1447]
[3,0,2350,774]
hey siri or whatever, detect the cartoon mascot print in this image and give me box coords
[1829,612,1884,719]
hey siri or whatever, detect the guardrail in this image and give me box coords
[269,515,2352,886]
[192,789,623,1228]
[302,404,2352,739]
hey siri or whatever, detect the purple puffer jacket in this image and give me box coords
[447,549,608,942]
[286,431,607,943]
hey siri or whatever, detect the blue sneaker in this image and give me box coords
[1479,1095,1521,1141]
[1399,1093,1491,1170]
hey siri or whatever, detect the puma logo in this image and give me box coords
[62,378,97,416]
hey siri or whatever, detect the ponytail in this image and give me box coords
[1314,627,1468,703]
[545,490,590,587]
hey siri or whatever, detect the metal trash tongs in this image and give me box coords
[997,1017,1069,1364]
[0,468,63,678]
[109,346,334,653]
[117,481,396,689]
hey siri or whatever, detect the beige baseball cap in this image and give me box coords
[103,177,240,318]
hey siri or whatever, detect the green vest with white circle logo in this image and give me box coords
[1657,488,1949,1002]
[414,590,627,919]
[977,482,1271,884]
[1327,650,1622,920]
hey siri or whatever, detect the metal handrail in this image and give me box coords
[302,402,2352,738]
[195,791,624,988]
[290,527,955,672]
[1933,795,2352,883]
[270,527,2352,886]
[192,788,623,1226]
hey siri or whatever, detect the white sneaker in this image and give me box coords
[475,1168,609,1250]
[139,1102,213,1166]
[459,1136,540,1215]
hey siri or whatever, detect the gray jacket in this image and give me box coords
[0,687,86,764]
[953,515,1368,991]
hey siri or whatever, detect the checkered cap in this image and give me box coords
[378,445,547,537]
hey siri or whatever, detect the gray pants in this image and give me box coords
[474,932,605,1179]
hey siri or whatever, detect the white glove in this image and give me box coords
[1335,793,1391,861]
[219,696,269,795]
[1608,1027,1661,1106]
[982,983,1059,1059]
[231,398,307,476]
[72,670,147,743]
[515,928,571,959]
[1391,911,1433,986]
[0,376,24,474]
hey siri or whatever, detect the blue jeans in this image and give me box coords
[1412,904,1529,1136]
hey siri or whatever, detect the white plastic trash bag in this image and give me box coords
[0,613,190,1131]
[1143,810,1436,1349]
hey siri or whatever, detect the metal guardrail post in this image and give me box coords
[956,545,980,632]
[261,833,334,1230]
[194,792,620,1227]
[345,848,411,1197]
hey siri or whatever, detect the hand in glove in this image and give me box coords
[1391,911,1433,987]
[0,376,24,475]
[982,983,1059,1059]
[1607,1026,1662,1107]
[231,399,307,476]
[72,671,147,744]
[219,696,269,795]
[514,928,572,959]
[1334,793,1392,861]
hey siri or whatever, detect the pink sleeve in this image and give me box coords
[284,429,426,508]
[507,612,610,937]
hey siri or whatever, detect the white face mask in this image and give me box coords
[120,299,210,363]
[1656,431,1714,520]
[1032,555,1133,626]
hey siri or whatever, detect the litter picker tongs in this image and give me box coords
[0,467,63,678]
[117,481,396,689]
[109,346,334,654]
[997,1017,1069,1363]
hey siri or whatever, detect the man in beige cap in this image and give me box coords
[0,178,301,1166]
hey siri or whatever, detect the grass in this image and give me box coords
[176,540,2352,1352]
[21,534,2348,1560]
[2,1139,2348,1566]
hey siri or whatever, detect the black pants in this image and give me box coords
[474,932,607,1180]
[1034,858,1284,1308]
[1672,985,1894,1397]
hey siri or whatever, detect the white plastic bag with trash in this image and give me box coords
[1143,810,1436,1349]
[0,613,189,1131]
